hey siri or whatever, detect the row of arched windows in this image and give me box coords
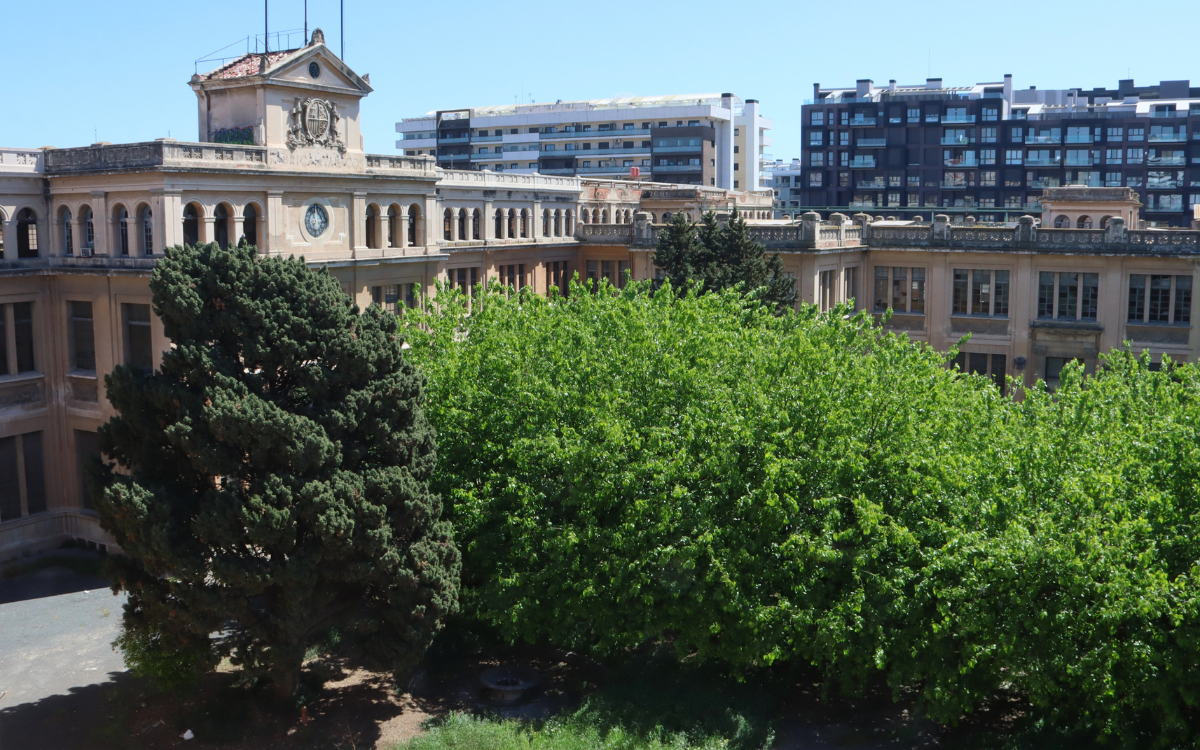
[440,207,576,242]
[581,207,634,224]
[363,203,425,249]
[1052,214,1113,229]
[0,208,40,259]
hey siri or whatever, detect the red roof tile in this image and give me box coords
[205,50,297,80]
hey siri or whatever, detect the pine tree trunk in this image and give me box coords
[274,665,299,702]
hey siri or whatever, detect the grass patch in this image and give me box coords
[397,712,734,750]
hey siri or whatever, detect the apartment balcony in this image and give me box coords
[1147,201,1185,211]
[652,145,703,153]
[847,116,877,126]
[1026,157,1062,167]
[438,136,471,144]
[944,156,979,167]
[1148,156,1186,166]
[1026,134,1062,144]
[539,128,651,139]
[567,146,649,156]
[942,114,976,123]
[1149,132,1187,142]
[1147,180,1181,190]
[856,138,887,147]
[472,135,503,142]
[1064,134,1098,143]
[848,158,876,168]
[1064,156,1097,167]
[940,181,971,189]
[653,164,703,172]
[941,136,974,146]
[576,165,640,173]
[856,180,887,190]
[1029,179,1061,189]
[1150,110,1189,118]
[848,200,876,208]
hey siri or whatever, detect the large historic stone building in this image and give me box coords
[2,32,1197,561]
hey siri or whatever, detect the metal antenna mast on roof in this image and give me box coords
[341,0,345,59]
[264,0,269,54]
[304,0,308,43]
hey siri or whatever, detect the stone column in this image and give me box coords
[352,192,368,252]
[266,190,285,254]
[451,209,460,242]
[423,196,438,249]
[90,191,109,256]
[800,211,820,245]
[499,208,508,240]
[398,207,410,250]
[202,211,215,247]
[932,214,951,242]
[483,200,494,240]
[156,189,182,253]
[532,200,542,239]
[380,212,391,248]
[1,218,12,259]
[232,206,246,246]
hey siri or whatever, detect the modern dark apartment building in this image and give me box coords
[795,77,1200,226]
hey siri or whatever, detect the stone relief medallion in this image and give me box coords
[287,97,345,152]
[305,203,329,237]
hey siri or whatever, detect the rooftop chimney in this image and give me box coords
[926,78,942,90]
[888,79,896,92]
[856,79,873,97]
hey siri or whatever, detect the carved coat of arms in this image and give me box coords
[287,97,345,152]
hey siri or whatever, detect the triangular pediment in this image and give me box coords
[268,45,372,94]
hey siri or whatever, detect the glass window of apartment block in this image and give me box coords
[1128,127,1144,142]
[810,111,824,126]
[874,266,924,313]
[1105,149,1123,164]
[1005,150,1023,165]
[980,127,997,143]
[1009,127,1024,143]
[13,302,35,373]
[1127,148,1144,163]
[808,172,822,187]
[1038,271,1099,320]
[953,269,1009,317]
[980,171,997,187]
[980,149,996,165]
[0,431,46,521]
[1128,274,1192,324]
[1107,127,1123,140]
[122,303,153,374]
[952,352,1008,393]
[69,301,96,372]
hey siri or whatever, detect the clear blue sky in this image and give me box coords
[4,0,1198,162]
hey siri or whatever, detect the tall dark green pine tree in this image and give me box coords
[90,242,459,699]
[651,208,795,309]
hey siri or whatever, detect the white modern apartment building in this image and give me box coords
[396,93,773,191]
[767,158,804,218]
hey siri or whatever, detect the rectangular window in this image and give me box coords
[844,267,858,310]
[953,269,969,314]
[70,301,95,372]
[1127,148,1144,162]
[1106,148,1123,164]
[122,303,153,374]
[1107,127,1123,140]
[75,429,100,511]
[954,269,1009,317]
[1005,150,1023,165]
[1127,274,1192,325]
[371,284,401,314]
[980,171,997,187]
[819,270,836,312]
[810,111,824,126]
[1057,272,1079,320]
[1,432,47,518]
[14,302,34,373]
[874,267,924,313]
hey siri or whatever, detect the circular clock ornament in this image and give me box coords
[305,203,329,237]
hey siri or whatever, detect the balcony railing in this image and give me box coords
[1148,156,1186,166]
[1029,179,1061,189]
[944,157,979,167]
[1064,134,1097,143]
[941,136,974,146]
[941,181,971,189]
[1026,134,1062,144]
[856,138,887,147]
[652,164,703,172]
[848,158,876,168]
[1026,157,1062,167]
[942,114,975,123]
[1064,156,1097,166]
[847,116,877,126]
[1147,180,1181,190]
[653,145,703,153]
[438,136,470,144]
[856,180,887,190]
[1149,132,1187,142]
[540,128,651,139]
[471,135,503,142]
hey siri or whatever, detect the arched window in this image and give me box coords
[16,208,39,258]
[458,208,468,240]
[240,204,256,249]
[472,209,481,240]
[1076,215,1093,229]
[625,209,632,223]
[1053,214,1070,229]
[81,207,96,253]
[59,207,73,257]
[1099,215,1113,229]
[542,209,551,237]
[116,207,130,256]
[565,210,574,235]
[387,205,399,247]
[494,209,504,238]
[138,206,154,255]
[214,204,230,248]
[443,208,453,240]
[507,209,516,238]
[662,212,673,223]
[182,204,200,247]
[601,208,609,223]
[520,209,529,238]
[366,204,378,249]
[408,203,422,246]
[554,210,562,237]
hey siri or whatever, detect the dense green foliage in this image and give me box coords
[396,712,732,750]
[92,242,459,698]
[407,281,1200,746]
[652,209,795,309]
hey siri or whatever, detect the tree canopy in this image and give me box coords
[408,280,1200,746]
[652,208,795,309]
[92,242,459,698]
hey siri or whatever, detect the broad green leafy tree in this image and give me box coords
[652,208,795,309]
[408,281,1200,747]
[92,242,459,698]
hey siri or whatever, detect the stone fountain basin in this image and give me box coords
[480,665,541,705]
